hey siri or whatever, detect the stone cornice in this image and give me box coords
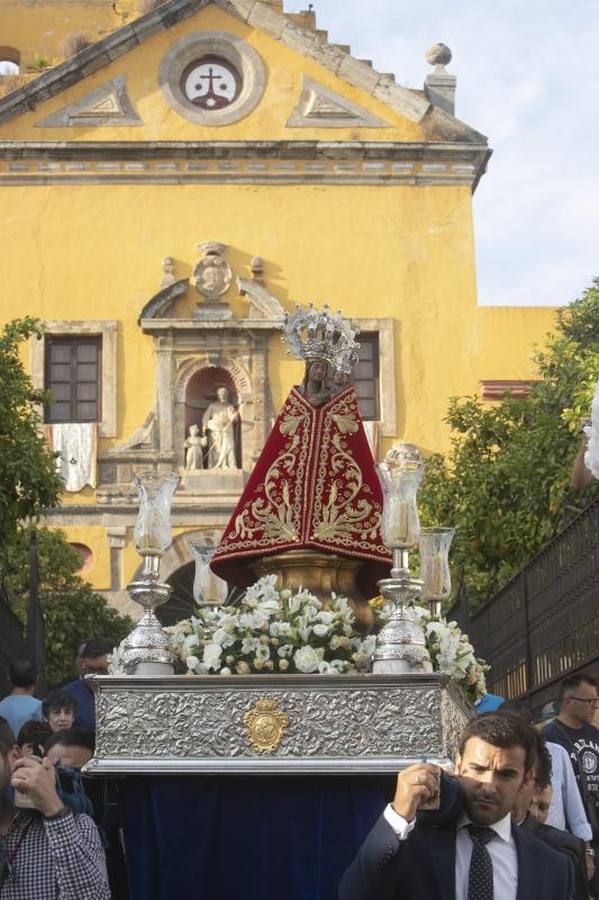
[0,139,487,160]
[0,0,437,128]
[0,140,491,190]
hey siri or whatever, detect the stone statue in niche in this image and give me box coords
[184,424,207,471]
[202,387,240,469]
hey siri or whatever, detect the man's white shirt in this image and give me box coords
[383,804,518,900]
[546,741,592,839]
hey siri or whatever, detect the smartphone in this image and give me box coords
[419,759,455,811]
[13,756,42,810]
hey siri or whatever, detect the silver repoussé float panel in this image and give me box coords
[86,673,471,775]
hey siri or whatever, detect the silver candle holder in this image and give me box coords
[120,470,180,676]
[373,443,432,675]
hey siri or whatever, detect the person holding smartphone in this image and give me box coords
[0,719,109,899]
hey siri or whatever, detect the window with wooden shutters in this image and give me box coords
[44,337,102,423]
[353,332,380,421]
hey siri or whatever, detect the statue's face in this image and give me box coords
[190,424,199,435]
[217,387,229,403]
[334,370,348,386]
[309,360,327,382]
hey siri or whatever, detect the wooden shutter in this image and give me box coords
[45,337,101,423]
[353,332,380,421]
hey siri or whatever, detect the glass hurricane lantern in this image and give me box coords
[120,470,180,675]
[419,527,455,618]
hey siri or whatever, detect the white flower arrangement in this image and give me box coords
[164,575,376,677]
[369,597,488,704]
[109,577,487,703]
[158,575,488,703]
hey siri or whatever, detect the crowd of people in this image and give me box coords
[0,640,128,899]
[0,636,597,899]
[341,670,599,900]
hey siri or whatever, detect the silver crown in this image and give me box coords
[334,349,360,375]
[282,303,360,366]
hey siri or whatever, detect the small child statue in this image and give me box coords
[184,424,206,471]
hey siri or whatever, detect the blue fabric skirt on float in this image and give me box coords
[121,775,392,900]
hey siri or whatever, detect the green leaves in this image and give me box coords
[0,319,131,684]
[5,527,132,686]
[419,279,599,608]
[0,318,62,547]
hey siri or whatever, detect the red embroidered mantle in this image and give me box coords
[211,386,391,591]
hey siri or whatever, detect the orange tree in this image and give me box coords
[419,279,599,607]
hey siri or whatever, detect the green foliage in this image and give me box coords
[0,318,62,547]
[4,528,132,687]
[419,279,599,607]
[0,318,132,684]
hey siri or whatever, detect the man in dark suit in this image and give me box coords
[339,713,573,900]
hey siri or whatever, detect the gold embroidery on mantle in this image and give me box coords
[313,433,376,541]
[229,392,309,548]
[310,392,385,553]
[331,413,359,435]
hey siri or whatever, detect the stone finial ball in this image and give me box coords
[426,43,452,67]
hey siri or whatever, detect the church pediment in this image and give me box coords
[0,0,486,147]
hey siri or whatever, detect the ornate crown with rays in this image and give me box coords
[282,303,361,368]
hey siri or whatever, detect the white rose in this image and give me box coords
[236,661,250,674]
[294,645,320,673]
[312,623,330,638]
[279,658,289,671]
[185,655,200,672]
[220,667,232,675]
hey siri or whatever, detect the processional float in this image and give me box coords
[87,303,469,777]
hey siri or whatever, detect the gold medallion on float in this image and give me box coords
[243,698,289,753]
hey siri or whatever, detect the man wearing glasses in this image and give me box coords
[543,673,599,897]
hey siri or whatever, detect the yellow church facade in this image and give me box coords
[0,0,555,618]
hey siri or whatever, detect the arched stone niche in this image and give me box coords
[174,355,253,471]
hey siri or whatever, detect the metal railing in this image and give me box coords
[463,497,599,712]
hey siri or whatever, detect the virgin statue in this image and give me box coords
[211,305,390,600]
